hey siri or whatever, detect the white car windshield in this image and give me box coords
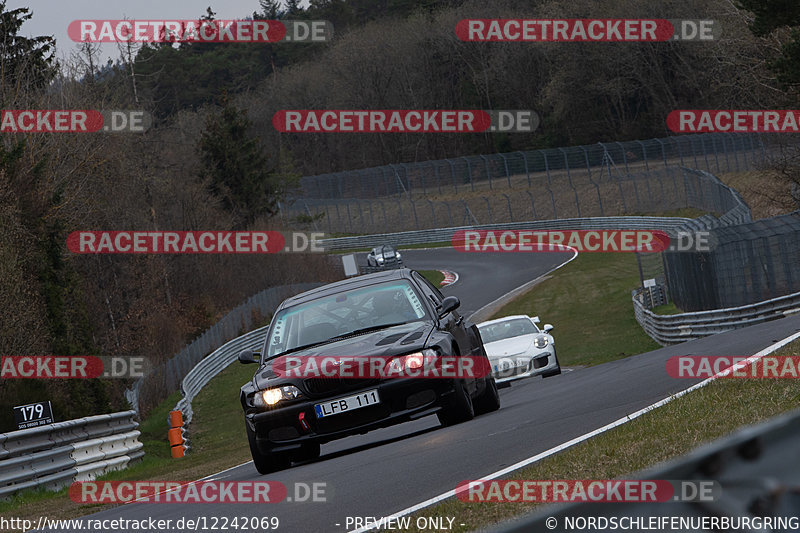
[265,281,427,358]
[479,318,538,344]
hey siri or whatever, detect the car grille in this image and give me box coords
[303,377,377,396]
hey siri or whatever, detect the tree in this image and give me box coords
[0,1,57,98]
[198,99,297,226]
[737,0,800,88]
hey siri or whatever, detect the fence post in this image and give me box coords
[709,134,721,173]
[558,147,581,217]
[461,157,474,191]
[426,198,436,227]
[501,193,513,222]
[518,151,531,188]
[655,138,667,168]
[614,142,630,174]
[525,189,537,220]
[434,162,442,195]
[480,155,491,190]
[378,200,388,232]
[441,201,453,226]
[542,150,552,185]
[499,153,511,187]
[446,159,457,193]
[461,200,479,225]
[345,201,353,233]
[727,132,740,171]
[356,199,364,227]
[635,140,649,172]
[688,134,700,169]
[483,196,493,224]
[699,135,710,171]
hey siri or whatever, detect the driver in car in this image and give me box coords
[370,290,417,325]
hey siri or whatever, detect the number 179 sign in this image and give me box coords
[13,401,54,430]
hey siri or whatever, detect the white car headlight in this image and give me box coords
[377,256,385,264]
[396,252,402,260]
[254,385,302,407]
[534,335,549,349]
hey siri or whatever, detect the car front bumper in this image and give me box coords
[245,378,456,453]
[489,346,559,384]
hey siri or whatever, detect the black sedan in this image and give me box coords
[238,268,499,474]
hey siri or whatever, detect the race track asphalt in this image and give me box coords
[53,249,800,533]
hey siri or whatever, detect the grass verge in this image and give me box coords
[395,340,800,532]
[419,270,446,287]
[489,253,660,367]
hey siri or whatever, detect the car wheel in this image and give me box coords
[294,442,321,463]
[437,379,474,427]
[246,424,291,475]
[473,377,501,414]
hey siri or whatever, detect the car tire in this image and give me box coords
[437,379,474,427]
[294,442,321,463]
[473,377,501,414]
[246,424,291,475]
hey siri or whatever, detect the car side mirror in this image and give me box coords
[238,349,259,364]
[542,324,554,333]
[438,296,460,317]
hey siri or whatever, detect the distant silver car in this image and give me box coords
[477,315,560,386]
[366,244,403,270]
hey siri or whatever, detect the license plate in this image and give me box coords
[314,389,380,418]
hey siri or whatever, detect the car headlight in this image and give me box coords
[254,385,302,407]
[395,252,402,260]
[377,256,385,264]
[400,348,438,371]
[534,335,549,349]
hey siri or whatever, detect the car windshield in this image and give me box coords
[373,246,395,258]
[479,318,538,344]
[265,281,427,358]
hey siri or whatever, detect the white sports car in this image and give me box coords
[477,315,561,386]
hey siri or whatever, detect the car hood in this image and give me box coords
[250,322,434,389]
[483,335,536,358]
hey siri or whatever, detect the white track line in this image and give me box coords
[346,330,800,533]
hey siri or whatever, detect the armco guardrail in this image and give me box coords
[0,411,142,497]
[633,290,800,345]
[319,216,695,251]
[173,283,323,433]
